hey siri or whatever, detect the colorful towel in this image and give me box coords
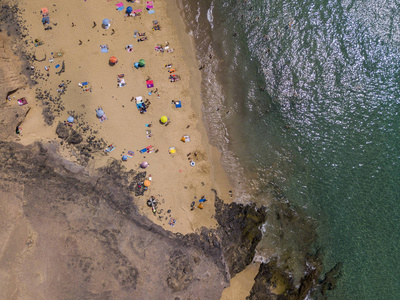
[100,45,109,53]
[100,114,108,123]
[133,9,142,13]
[146,80,154,88]
[17,98,28,106]
[116,2,124,7]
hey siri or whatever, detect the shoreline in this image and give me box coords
[165,0,233,202]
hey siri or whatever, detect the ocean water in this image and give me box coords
[181,0,400,298]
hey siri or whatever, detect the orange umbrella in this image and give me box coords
[109,56,118,64]
[144,180,151,187]
[41,7,48,14]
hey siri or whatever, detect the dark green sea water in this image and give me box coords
[182,0,400,298]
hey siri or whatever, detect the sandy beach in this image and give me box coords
[9,0,234,235]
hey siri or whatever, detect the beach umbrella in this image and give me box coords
[140,161,149,169]
[126,6,133,13]
[109,56,117,64]
[144,180,151,187]
[67,116,74,123]
[169,147,176,154]
[160,116,168,124]
[96,109,105,118]
[138,59,145,67]
[122,155,128,161]
[134,62,139,69]
[102,19,110,28]
[147,198,156,207]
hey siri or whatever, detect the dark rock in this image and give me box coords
[319,262,343,296]
[167,250,194,291]
[67,130,83,144]
[56,122,69,139]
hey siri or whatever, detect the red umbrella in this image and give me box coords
[109,56,118,64]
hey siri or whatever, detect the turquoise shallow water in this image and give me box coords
[182,0,400,298]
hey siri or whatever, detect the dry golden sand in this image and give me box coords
[14,0,233,235]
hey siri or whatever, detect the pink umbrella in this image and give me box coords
[140,161,149,169]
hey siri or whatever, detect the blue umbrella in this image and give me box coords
[122,155,128,161]
[96,109,105,118]
[126,6,133,13]
[102,19,110,27]
[67,116,74,123]
[134,62,139,69]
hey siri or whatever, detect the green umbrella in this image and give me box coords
[139,59,145,67]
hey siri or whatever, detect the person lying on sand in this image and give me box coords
[137,37,148,42]
[138,32,146,36]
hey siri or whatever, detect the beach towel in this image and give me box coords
[118,79,126,87]
[104,144,115,153]
[146,80,154,88]
[133,9,142,13]
[139,148,147,154]
[168,218,176,227]
[148,10,155,14]
[126,44,133,52]
[128,150,134,156]
[146,1,154,9]
[100,45,109,53]
[146,145,154,153]
[175,101,182,108]
[100,114,108,123]
[17,98,28,106]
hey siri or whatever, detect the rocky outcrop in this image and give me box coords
[55,122,83,144]
[0,101,30,140]
[0,141,229,299]
[0,33,26,101]
[214,196,267,276]
[319,262,343,297]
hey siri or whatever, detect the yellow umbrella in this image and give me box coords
[169,147,176,154]
[160,116,168,124]
[144,180,151,187]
